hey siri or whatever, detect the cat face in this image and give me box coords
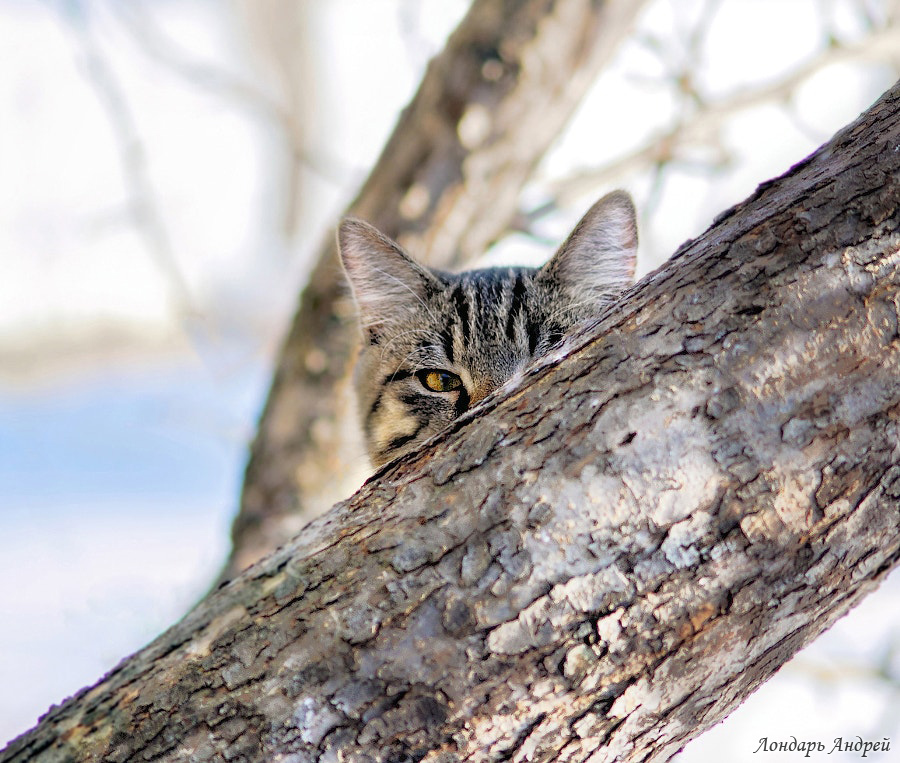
[339,190,638,468]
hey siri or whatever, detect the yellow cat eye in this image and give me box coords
[421,370,463,393]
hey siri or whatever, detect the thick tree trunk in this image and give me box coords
[4,81,899,763]
[227,0,649,578]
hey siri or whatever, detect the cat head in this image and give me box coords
[339,190,638,467]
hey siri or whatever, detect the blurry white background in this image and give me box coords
[1,0,898,758]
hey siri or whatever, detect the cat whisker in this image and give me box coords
[387,345,434,382]
[377,328,434,362]
[366,264,445,325]
[390,341,449,381]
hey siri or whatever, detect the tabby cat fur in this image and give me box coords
[338,190,638,468]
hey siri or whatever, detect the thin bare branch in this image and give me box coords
[532,21,900,218]
[69,14,195,317]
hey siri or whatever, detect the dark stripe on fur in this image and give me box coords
[451,284,470,342]
[506,273,526,341]
[528,319,540,356]
[368,389,385,420]
[439,327,455,363]
[369,369,415,419]
[454,387,470,416]
[387,425,425,455]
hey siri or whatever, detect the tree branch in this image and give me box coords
[4,75,898,763]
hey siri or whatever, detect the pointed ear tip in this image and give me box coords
[338,218,386,262]
[598,189,636,216]
[338,217,367,241]
[336,218,353,243]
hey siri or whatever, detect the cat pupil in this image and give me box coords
[339,190,638,468]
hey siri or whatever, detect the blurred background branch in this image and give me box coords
[73,7,195,320]
[527,16,900,223]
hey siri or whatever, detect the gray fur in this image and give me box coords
[339,190,638,467]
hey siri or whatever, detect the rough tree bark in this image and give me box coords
[4,80,899,763]
[227,0,649,578]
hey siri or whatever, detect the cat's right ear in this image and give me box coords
[338,218,440,342]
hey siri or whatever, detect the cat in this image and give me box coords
[338,190,638,468]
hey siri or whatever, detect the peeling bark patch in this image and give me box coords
[661,516,707,568]
[293,698,343,746]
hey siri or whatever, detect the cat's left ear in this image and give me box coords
[537,190,637,302]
